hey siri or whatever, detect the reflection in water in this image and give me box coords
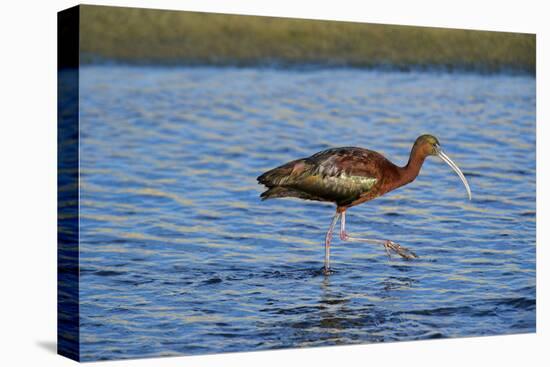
[317,276,351,340]
[77,66,535,361]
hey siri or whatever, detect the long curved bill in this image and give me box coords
[437,150,472,200]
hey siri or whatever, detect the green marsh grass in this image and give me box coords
[79,5,535,73]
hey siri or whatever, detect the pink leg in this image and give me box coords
[324,212,341,274]
[340,210,348,240]
[339,210,417,259]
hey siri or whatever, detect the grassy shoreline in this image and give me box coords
[79,5,536,74]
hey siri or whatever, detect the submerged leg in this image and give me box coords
[339,210,417,259]
[323,212,341,275]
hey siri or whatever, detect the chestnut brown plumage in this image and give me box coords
[258,134,472,275]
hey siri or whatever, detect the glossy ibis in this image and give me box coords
[257,134,471,275]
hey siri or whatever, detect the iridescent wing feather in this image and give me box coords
[258,147,387,205]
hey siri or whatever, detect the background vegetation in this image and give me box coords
[79,5,535,74]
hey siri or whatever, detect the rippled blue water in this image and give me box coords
[78,66,535,361]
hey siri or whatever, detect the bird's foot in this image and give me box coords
[383,240,418,260]
[321,266,335,276]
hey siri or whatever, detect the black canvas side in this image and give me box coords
[57,5,80,362]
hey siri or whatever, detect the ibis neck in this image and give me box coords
[397,146,427,187]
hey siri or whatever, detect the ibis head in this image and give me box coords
[412,134,472,200]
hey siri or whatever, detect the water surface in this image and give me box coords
[78,66,535,361]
